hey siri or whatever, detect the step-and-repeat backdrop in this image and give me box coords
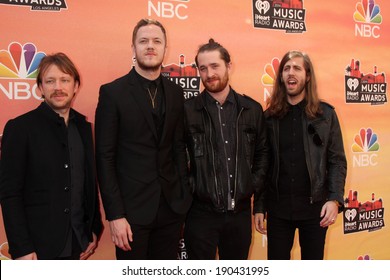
[0,0,389,260]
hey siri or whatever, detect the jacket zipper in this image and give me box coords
[232,107,244,210]
[204,107,221,207]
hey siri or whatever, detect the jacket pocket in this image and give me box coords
[244,127,256,159]
[191,133,205,157]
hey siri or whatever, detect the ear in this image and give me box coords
[227,62,232,71]
[74,81,80,94]
[37,85,44,99]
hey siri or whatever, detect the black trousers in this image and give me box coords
[116,195,184,260]
[184,204,252,260]
[267,215,328,260]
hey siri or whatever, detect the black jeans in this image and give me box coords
[184,203,252,260]
[267,215,328,260]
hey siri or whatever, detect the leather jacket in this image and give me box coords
[254,102,347,214]
[184,89,269,212]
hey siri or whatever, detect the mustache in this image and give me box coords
[41,91,69,99]
[206,77,219,83]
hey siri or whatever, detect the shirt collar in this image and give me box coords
[205,87,235,106]
[134,68,162,89]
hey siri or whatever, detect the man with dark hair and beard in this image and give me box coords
[95,18,191,260]
[183,39,269,259]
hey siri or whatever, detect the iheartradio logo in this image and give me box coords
[345,209,357,221]
[255,0,270,14]
[347,78,359,91]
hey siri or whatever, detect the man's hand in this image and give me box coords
[320,201,339,227]
[109,217,133,251]
[80,233,98,260]
[254,213,267,234]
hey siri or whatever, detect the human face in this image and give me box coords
[39,64,78,114]
[133,24,166,72]
[197,50,230,94]
[282,56,309,104]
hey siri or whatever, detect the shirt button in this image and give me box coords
[64,164,69,169]
[225,141,228,144]
[64,186,70,192]
[64,208,70,214]
[228,158,231,161]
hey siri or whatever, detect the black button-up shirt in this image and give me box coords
[205,89,237,210]
[270,101,322,220]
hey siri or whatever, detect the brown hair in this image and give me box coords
[132,18,167,45]
[195,38,231,67]
[267,50,322,119]
[36,52,81,87]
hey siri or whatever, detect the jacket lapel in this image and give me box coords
[159,77,173,145]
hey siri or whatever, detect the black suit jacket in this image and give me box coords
[95,68,191,225]
[0,102,103,259]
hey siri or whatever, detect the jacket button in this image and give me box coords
[64,208,70,214]
[64,186,70,192]
[64,164,69,169]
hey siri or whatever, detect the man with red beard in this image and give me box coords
[254,50,347,259]
[0,53,103,259]
[183,39,269,259]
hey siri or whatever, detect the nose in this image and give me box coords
[54,80,62,90]
[146,40,154,49]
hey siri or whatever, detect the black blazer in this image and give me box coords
[0,103,103,259]
[95,68,191,225]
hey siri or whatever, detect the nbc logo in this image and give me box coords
[0,42,45,100]
[354,0,382,38]
[148,0,189,20]
[352,128,379,167]
[261,57,280,101]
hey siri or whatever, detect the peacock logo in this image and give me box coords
[353,0,382,24]
[261,57,280,86]
[0,42,46,79]
[352,128,380,153]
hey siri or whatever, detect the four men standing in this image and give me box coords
[0,20,346,260]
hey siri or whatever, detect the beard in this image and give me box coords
[137,59,162,72]
[203,70,229,93]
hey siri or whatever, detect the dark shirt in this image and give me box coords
[134,69,166,141]
[59,111,88,256]
[205,89,237,210]
[269,101,322,220]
